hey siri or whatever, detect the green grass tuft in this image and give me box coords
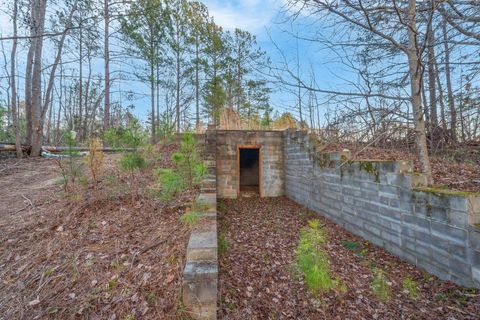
[402,277,420,300]
[180,210,201,227]
[218,232,230,255]
[341,240,360,251]
[371,269,391,302]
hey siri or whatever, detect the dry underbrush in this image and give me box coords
[0,144,195,319]
[320,142,480,192]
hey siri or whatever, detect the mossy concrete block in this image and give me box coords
[410,173,428,187]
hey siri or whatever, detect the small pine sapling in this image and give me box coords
[371,269,391,302]
[296,220,341,295]
[172,132,205,188]
[109,121,148,205]
[156,133,205,199]
[402,276,420,300]
[154,168,184,200]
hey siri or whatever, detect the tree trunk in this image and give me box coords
[82,52,92,139]
[46,89,53,144]
[42,4,75,137]
[10,0,22,158]
[25,16,35,146]
[407,0,433,184]
[78,12,83,140]
[442,15,456,142]
[103,0,110,133]
[175,22,181,133]
[427,3,437,132]
[30,0,47,157]
[150,61,156,143]
[434,58,447,133]
[156,59,160,134]
[195,38,200,131]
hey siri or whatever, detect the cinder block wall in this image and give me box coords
[284,129,480,288]
[216,130,284,198]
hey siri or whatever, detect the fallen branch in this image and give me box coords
[445,306,478,317]
[140,238,167,254]
[21,194,34,209]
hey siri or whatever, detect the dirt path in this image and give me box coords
[0,158,59,216]
[0,146,193,319]
[218,197,480,320]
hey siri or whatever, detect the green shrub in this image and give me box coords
[402,277,420,300]
[296,220,339,295]
[371,269,391,302]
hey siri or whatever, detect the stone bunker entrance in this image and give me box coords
[238,146,261,195]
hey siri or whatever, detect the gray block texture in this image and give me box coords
[283,130,480,288]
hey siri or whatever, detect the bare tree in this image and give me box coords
[281,0,434,183]
[10,0,22,157]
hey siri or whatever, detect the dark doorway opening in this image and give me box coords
[239,147,260,194]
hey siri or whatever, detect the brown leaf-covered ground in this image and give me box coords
[218,197,480,320]
[321,143,480,192]
[0,144,195,319]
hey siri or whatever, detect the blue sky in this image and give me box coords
[203,0,349,121]
[0,0,359,126]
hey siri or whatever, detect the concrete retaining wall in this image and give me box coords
[216,130,284,198]
[283,129,480,288]
[182,128,218,319]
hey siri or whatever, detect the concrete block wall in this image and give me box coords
[216,130,284,198]
[284,129,480,288]
[183,128,218,319]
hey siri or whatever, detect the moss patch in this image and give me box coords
[358,161,380,183]
[414,187,480,197]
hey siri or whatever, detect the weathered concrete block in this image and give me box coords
[187,230,217,262]
[431,221,467,245]
[469,228,480,251]
[282,130,479,288]
[183,261,218,319]
[449,210,468,228]
[468,196,480,225]
[473,267,480,287]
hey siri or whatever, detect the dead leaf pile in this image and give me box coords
[0,143,193,319]
[320,142,480,192]
[218,197,479,319]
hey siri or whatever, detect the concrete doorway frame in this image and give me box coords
[237,145,262,197]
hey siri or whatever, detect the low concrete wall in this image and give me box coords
[216,130,284,198]
[284,129,480,288]
[183,128,218,319]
